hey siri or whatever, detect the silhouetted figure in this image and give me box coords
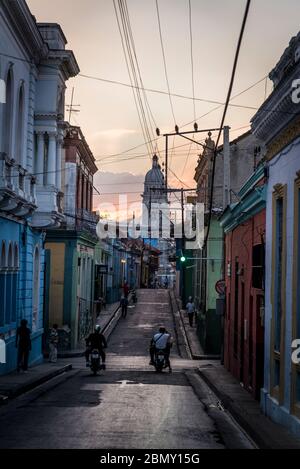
[123,281,130,299]
[16,319,31,372]
[186,297,195,327]
[120,296,129,318]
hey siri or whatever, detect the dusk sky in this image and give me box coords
[27,0,300,204]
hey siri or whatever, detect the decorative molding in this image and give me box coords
[270,184,287,404]
[273,183,285,199]
[291,176,300,416]
[266,116,300,161]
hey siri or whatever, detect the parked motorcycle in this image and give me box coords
[90,349,104,376]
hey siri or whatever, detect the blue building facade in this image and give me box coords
[0,219,44,375]
[0,1,79,374]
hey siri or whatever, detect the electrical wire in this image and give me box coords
[155,0,176,125]
[113,0,154,158]
[188,0,196,122]
[204,0,252,248]
[118,0,154,157]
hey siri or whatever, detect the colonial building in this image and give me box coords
[220,164,266,400]
[44,126,98,350]
[191,130,263,354]
[251,31,300,436]
[0,0,78,374]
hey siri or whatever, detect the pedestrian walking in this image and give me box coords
[49,324,59,363]
[16,319,31,372]
[186,297,195,327]
[120,296,129,318]
[123,281,130,299]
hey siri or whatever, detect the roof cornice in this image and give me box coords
[1,0,48,61]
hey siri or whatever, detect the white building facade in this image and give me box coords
[0,0,79,374]
[252,31,300,436]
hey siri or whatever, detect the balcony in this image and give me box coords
[30,185,65,229]
[0,153,37,218]
[75,208,98,235]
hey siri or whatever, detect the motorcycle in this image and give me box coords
[154,349,167,373]
[90,349,104,376]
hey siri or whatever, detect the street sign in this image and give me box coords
[215,279,226,295]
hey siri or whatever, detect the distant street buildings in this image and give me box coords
[44,126,98,350]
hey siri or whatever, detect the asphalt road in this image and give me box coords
[0,289,254,449]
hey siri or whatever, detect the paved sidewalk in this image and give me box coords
[197,362,300,449]
[96,301,120,330]
[172,293,219,359]
[174,293,300,448]
[56,301,121,358]
[0,361,72,403]
[0,301,121,403]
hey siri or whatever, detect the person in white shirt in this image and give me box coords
[186,297,195,327]
[149,327,172,371]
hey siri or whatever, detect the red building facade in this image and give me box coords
[64,126,98,220]
[220,166,266,400]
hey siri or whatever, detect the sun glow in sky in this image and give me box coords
[27,0,300,205]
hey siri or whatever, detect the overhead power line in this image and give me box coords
[204,0,252,248]
[188,0,196,122]
[155,0,176,125]
[113,0,154,158]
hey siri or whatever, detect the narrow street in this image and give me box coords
[0,290,254,449]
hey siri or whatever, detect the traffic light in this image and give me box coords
[180,255,186,263]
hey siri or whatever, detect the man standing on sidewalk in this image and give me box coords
[123,281,130,299]
[120,296,129,318]
[49,324,59,363]
[186,297,195,327]
[16,320,31,372]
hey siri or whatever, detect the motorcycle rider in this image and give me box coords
[149,326,172,372]
[85,325,107,369]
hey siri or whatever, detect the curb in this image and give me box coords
[171,291,221,362]
[44,304,122,359]
[0,364,72,404]
[197,367,276,449]
[193,354,221,361]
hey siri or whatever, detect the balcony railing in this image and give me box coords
[0,153,37,216]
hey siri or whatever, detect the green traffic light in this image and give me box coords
[180,256,186,263]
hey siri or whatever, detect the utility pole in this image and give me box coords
[165,135,169,190]
[223,126,231,208]
[181,188,185,240]
[160,126,223,195]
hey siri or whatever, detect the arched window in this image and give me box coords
[5,243,14,325]
[16,83,25,165]
[0,242,6,326]
[2,66,14,157]
[7,242,13,269]
[32,246,40,330]
[0,242,6,269]
[14,243,19,269]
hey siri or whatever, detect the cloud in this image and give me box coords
[91,128,138,139]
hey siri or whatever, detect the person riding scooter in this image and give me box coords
[149,326,172,372]
[85,325,107,369]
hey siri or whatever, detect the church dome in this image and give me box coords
[144,154,164,186]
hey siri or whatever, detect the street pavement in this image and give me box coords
[0,289,254,449]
